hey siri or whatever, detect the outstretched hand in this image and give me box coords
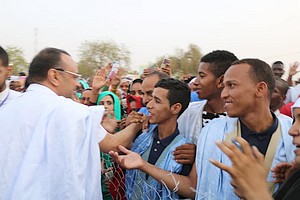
[109,145,145,170]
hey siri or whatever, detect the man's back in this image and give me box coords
[0,84,105,199]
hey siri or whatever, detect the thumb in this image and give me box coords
[118,145,132,155]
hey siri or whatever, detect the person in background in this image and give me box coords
[0,46,21,108]
[80,88,92,106]
[97,91,122,200]
[270,77,289,117]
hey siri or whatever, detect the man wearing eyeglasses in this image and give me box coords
[0,47,144,200]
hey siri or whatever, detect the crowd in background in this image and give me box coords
[1,46,300,200]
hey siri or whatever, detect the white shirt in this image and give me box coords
[0,84,106,200]
[0,81,21,108]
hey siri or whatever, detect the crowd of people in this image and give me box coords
[0,45,300,200]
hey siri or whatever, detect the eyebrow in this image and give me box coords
[153,96,161,101]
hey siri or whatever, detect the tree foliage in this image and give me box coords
[78,40,131,78]
[155,44,202,77]
[6,46,28,75]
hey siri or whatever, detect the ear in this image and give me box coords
[170,103,182,116]
[216,75,224,88]
[47,68,60,86]
[256,81,268,97]
[6,65,13,77]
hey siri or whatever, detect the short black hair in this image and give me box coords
[154,78,190,117]
[201,50,238,77]
[272,61,284,66]
[28,47,70,83]
[275,77,289,96]
[0,46,9,67]
[147,70,170,80]
[232,59,275,98]
[129,78,143,90]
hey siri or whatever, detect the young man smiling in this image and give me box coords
[117,78,191,200]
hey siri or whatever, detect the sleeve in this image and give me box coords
[89,105,107,142]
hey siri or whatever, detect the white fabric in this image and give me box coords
[195,117,295,200]
[0,81,21,108]
[177,100,207,144]
[284,86,299,104]
[0,84,106,200]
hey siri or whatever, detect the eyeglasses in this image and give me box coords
[54,68,82,80]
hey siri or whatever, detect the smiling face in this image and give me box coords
[221,64,258,118]
[146,87,173,124]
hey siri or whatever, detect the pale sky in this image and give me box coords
[1,0,300,75]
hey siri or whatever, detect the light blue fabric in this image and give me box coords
[190,91,202,102]
[138,106,149,116]
[126,124,188,200]
[195,117,295,200]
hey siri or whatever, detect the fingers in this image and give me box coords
[235,137,252,156]
[209,159,233,175]
[118,145,132,155]
[215,141,241,164]
[252,146,264,164]
[174,157,195,165]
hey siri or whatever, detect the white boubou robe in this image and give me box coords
[0,84,106,200]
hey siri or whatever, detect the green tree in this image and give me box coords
[155,44,202,77]
[6,46,28,75]
[78,40,131,78]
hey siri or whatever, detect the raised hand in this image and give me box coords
[92,68,108,92]
[289,62,299,76]
[210,137,271,200]
[109,145,145,170]
[173,143,196,165]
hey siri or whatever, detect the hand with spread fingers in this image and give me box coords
[173,143,196,165]
[92,68,108,92]
[209,137,272,200]
[271,161,298,183]
[109,145,145,170]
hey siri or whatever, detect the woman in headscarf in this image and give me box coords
[97,91,122,200]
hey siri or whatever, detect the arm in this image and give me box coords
[109,145,197,199]
[99,123,142,153]
[210,137,272,200]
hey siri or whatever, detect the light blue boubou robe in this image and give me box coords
[195,117,295,200]
[126,124,188,200]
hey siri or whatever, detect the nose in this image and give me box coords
[288,123,300,137]
[146,99,153,110]
[221,86,229,99]
[143,94,150,105]
[83,98,89,106]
